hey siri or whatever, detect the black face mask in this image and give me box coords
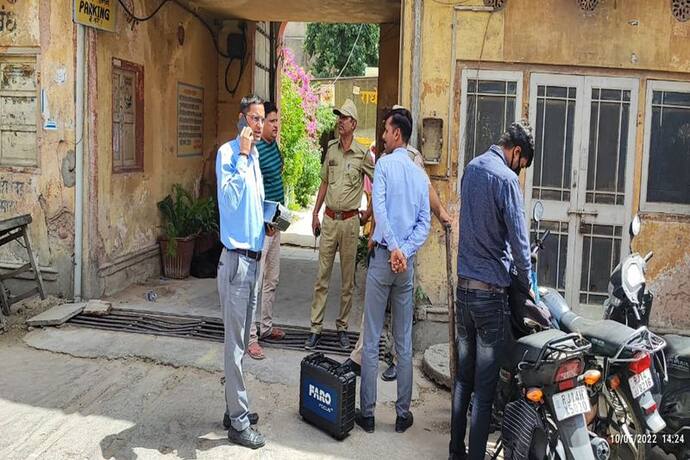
[509,150,523,175]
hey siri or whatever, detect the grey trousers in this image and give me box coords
[218,248,259,432]
[360,246,415,418]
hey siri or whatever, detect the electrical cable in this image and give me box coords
[117,0,250,94]
[116,0,171,22]
[117,0,234,59]
[333,24,365,84]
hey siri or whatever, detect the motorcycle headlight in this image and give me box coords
[622,259,645,303]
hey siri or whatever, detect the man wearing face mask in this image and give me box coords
[450,121,535,460]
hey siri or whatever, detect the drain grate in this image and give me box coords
[68,309,387,358]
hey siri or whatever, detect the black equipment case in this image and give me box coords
[299,352,356,440]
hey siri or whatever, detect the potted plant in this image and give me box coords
[157,184,208,279]
[194,195,219,255]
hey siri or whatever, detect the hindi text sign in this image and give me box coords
[177,83,204,157]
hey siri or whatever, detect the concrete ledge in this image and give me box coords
[422,342,451,390]
[26,302,86,327]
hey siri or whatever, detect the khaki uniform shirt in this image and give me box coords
[321,138,375,211]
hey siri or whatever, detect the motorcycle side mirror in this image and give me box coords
[630,214,641,238]
[532,201,544,223]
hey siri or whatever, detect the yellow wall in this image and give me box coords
[0,0,76,295]
[401,0,690,328]
[217,21,257,145]
[86,1,219,296]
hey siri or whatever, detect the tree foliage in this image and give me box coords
[304,23,379,78]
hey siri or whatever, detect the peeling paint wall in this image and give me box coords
[634,216,690,331]
[401,0,690,329]
[86,1,219,297]
[0,0,76,297]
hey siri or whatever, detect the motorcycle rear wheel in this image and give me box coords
[608,388,647,460]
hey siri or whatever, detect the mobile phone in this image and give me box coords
[237,114,249,134]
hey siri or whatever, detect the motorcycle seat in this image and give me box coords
[665,334,690,361]
[560,311,637,359]
[513,328,569,365]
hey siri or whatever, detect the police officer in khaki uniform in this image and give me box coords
[305,99,374,351]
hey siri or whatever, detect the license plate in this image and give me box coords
[552,386,591,421]
[629,368,654,399]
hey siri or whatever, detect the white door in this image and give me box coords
[526,74,638,313]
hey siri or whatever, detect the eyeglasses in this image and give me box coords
[246,115,265,124]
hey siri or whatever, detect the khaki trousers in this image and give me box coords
[310,214,359,333]
[249,231,281,343]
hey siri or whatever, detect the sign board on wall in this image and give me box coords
[73,0,116,32]
[177,83,204,157]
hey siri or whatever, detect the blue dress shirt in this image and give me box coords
[372,147,431,258]
[216,137,265,252]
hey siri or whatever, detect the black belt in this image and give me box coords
[231,248,262,261]
[457,276,506,294]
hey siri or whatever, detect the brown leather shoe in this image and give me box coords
[247,342,265,360]
[260,327,286,341]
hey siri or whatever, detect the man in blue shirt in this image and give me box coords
[450,122,534,460]
[216,95,274,450]
[356,108,431,434]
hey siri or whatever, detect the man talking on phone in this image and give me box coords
[216,95,273,449]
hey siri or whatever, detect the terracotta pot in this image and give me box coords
[159,236,196,279]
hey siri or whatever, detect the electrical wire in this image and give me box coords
[117,0,234,59]
[116,0,171,22]
[116,0,249,95]
[333,24,365,84]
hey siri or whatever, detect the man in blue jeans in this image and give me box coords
[450,121,535,460]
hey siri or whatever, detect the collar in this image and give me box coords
[490,144,509,166]
[391,146,409,156]
[234,136,258,157]
[339,136,359,154]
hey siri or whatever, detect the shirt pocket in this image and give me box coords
[345,161,361,186]
[328,165,337,184]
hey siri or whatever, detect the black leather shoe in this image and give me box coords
[382,363,397,381]
[342,358,361,376]
[304,333,321,350]
[395,412,414,433]
[338,331,350,350]
[355,408,375,433]
[223,412,259,429]
[227,426,265,449]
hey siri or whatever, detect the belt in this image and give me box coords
[457,276,506,294]
[324,207,359,221]
[231,248,262,261]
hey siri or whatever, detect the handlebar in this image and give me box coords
[531,229,551,257]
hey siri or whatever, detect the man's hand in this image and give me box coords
[265,224,277,237]
[239,126,253,155]
[359,209,370,226]
[438,208,452,226]
[312,214,321,237]
[390,249,407,273]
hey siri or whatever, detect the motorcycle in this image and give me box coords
[531,206,668,460]
[603,214,690,459]
[491,202,609,460]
